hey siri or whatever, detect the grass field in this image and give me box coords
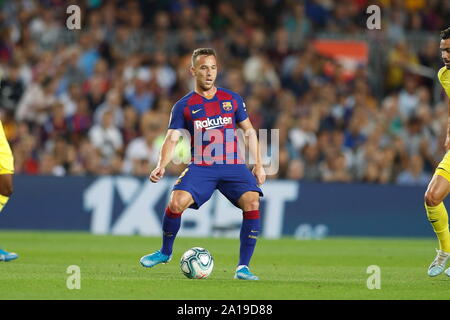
[0,231,448,300]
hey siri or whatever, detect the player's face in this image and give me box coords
[191,55,217,91]
[440,39,450,69]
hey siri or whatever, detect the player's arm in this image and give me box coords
[150,101,185,183]
[439,68,450,151]
[149,129,181,183]
[238,118,266,185]
[445,99,450,151]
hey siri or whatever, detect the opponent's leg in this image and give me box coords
[140,190,194,268]
[0,174,17,262]
[0,174,13,211]
[235,191,260,280]
[424,173,450,276]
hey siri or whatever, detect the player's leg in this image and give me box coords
[160,190,194,256]
[0,123,17,262]
[0,174,13,211]
[0,174,15,262]
[140,190,194,268]
[424,168,450,276]
[140,164,218,268]
[217,165,263,280]
[234,191,261,280]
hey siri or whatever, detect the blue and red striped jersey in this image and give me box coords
[168,87,248,165]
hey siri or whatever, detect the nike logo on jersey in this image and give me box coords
[192,109,202,114]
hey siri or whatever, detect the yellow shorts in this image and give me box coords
[435,151,450,182]
[0,122,14,175]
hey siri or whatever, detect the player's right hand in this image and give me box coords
[149,167,165,183]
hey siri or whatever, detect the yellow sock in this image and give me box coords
[425,202,450,253]
[0,194,9,212]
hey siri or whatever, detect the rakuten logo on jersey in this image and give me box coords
[194,116,232,130]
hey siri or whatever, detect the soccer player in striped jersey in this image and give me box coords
[140,48,266,280]
[424,27,450,276]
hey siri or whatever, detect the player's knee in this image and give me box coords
[424,190,443,207]
[169,197,190,213]
[0,183,13,197]
[243,199,260,212]
[168,201,185,213]
[168,191,194,213]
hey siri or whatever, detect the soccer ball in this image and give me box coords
[180,247,214,279]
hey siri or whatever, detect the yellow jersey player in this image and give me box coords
[0,74,17,262]
[424,27,450,276]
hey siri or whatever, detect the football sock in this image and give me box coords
[238,210,260,266]
[0,194,9,212]
[160,207,183,256]
[425,202,450,252]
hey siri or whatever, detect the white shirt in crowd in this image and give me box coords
[88,124,123,160]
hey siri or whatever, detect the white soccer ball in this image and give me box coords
[180,247,214,279]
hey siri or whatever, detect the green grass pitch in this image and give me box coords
[0,231,448,300]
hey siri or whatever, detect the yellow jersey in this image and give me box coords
[438,66,450,98]
[0,121,14,174]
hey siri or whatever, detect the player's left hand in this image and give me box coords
[252,165,266,186]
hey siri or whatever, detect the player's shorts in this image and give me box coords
[0,123,14,175]
[172,163,264,209]
[435,151,450,182]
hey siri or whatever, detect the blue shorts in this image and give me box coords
[173,163,264,209]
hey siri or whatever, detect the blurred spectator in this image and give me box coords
[42,103,69,141]
[301,143,321,181]
[289,116,317,155]
[152,50,177,94]
[68,98,93,140]
[396,154,431,185]
[15,76,57,124]
[59,83,84,118]
[319,151,352,183]
[121,105,139,146]
[385,41,420,92]
[125,67,155,114]
[0,63,25,114]
[286,158,304,180]
[94,89,124,127]
[88,110,123,162]
[122,117,162,175]
[38,151,65,176]
[398,76,420,120]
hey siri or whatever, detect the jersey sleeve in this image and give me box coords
[168,101,186,129]
[234,94,249,123]
[438,66,450,98]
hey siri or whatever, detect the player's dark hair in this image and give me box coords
[191,48,216,66]
[440,27,450,40]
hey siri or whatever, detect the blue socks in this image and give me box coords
[160,207,182,256]
[238,210,260,266]
[160,207,260,266]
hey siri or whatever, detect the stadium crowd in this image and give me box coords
[0,0,450,185]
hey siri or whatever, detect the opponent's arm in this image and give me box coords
[439,67,450,150]
[238,118,266,185]
[446,99,450,151]
[149,129,181,183]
